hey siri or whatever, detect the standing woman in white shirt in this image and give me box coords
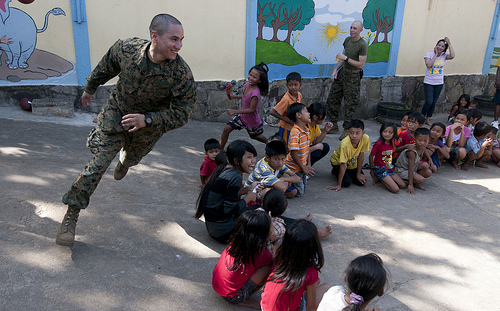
[421,37,455,125]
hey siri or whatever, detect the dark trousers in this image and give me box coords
[310,143,330,166]
[422,83,443,118]
[331,165,365,188]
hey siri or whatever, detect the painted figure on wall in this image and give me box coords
[254,0,397,79]
[0,0,73,83]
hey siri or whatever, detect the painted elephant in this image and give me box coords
[0,1,65,69]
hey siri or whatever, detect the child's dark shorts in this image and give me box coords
[228,114,264,137]
[373,166,396,180]
[222,278,260,304]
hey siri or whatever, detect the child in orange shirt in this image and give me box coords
[270,72,302,147]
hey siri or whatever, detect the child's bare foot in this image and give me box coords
[305,213,313,221]
[414,183,426,191]
[318,225,333,239]
[476,162,489,169]
[451,161,461,169]
[461,163,469,171]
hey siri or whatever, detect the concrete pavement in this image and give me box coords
[1,107,499,310]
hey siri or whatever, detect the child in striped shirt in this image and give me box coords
[284,103,313,197]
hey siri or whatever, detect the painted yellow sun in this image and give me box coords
[318,23,345,51]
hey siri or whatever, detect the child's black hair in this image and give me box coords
[287,102,306,123]
[375,122,398,145]
[195,140,257,219]
[467,108,482,122]
[262,189,287,217]
[457,109,469,117]
[414,127,430,138]
[286,72,301,83]
[347,119,364,130]
[204,138,221,152]
[226,210,271,270]
[343,253,388,311]
[271,220,324,300]
[403,111,412,117]
[250,62,269,96]
[473,121,492,137]
[265,135,287,157]
[307,102,326,121]
[490,127,498,135]
[215,151,228,166]
[430,122,446,138]
[408,112,426,125]
[457,94,470,107]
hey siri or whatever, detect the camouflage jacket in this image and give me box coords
[85,37,196,133]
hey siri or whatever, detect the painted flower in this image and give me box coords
[367,30,371,35]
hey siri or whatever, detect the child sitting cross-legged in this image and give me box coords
[284,103,314,197]
[245,136,301,199]
[369,122,405,193]
[444,110,471,169]
[307,102,333,166]
[462,121,493,171]
[212,210,273,309]
[427,122,450,171]
[395,128,433,194]
[327,119,369,191]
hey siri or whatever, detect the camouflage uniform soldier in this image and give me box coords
[326,20,367,140]
[56,14,196,246]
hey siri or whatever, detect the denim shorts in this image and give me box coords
[373,166,395,180]
[221,278,260,304]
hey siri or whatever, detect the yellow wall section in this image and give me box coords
[85,0,248,81]
[396,0,496,76]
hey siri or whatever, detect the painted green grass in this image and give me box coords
[256,39,311,65]
[366,42,390,63]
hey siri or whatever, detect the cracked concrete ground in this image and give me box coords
[1,106,499,310]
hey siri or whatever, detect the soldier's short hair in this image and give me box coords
[149,14,182,36]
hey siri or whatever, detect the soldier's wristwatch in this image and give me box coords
[144,113,153,127]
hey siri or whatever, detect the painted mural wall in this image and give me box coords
[0,0,498,87]
[0,0,76,85]
[253,0,397,80]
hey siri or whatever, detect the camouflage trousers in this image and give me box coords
[326,69,361,130]
[62,126,163,209]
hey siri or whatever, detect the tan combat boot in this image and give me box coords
[114,161,129,180]
[56,206,80,246]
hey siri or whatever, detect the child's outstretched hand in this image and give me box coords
[226,109,236,116]
[0,35,12,45]
[326,184,341,191]
[304,165,315,177]
[407,184,415,194]
[357,172,367,185]
[324,122,334,132]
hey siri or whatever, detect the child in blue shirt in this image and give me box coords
[462,121,493,171]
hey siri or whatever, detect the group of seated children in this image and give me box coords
[212,206,388,311]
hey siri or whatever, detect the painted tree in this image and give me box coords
[362,0,396,43]
[256,0,315,44]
